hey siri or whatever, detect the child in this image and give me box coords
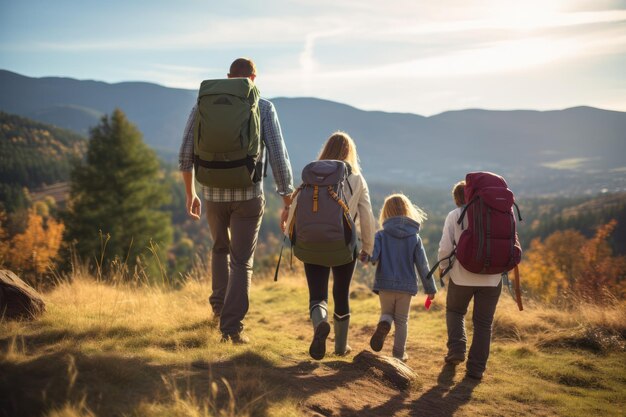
[369,194,437,361]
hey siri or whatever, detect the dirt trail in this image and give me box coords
[193,326,549,417]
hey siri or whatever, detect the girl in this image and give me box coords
[369,194,437,361]
[285,131,376,360]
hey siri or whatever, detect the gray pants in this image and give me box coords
[446,279,502,376]
[205,196,264,336]
[379,290,412,358]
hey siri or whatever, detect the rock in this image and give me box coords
[0,270,46,319]
[353,350,418,390]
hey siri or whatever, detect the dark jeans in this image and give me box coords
[205,196,264,336]
[446,279,502,376]
[304,258,356,320]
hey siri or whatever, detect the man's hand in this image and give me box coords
[280,194,293,233]
[358,250,370,263]
[427,293,436,300]
[186,194,201,220]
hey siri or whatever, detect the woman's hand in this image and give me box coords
[358,250,370,263]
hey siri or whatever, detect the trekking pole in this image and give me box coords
[274,236,286,282]
[513,265,523,311]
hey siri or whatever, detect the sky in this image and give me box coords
[0,0,625,115]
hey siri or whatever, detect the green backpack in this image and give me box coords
[193,78,262,188]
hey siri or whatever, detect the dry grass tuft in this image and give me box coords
[44,399,95,417]
[492,296,626,352]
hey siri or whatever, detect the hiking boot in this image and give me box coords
[309,321,331,360]
[221,332,250,345]
[211,312,221,323]
[370,320,391,352]
[334,317,351,356]
[335,344,352,356]
[444,352,465,365]
[465,370,483,381]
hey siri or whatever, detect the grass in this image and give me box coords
[1,272,625,417]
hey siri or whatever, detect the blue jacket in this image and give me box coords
[370,216,437,296]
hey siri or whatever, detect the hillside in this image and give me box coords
[522,192,626,253]
[1,274,624,417]
[0,112,86,212]
[1,70,625,194]
[0,69,195,153]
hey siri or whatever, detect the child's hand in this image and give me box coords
[427,293,436,300]
[358,250,370,263]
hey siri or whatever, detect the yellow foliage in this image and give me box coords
[6,209,65,274]
[521,220,626,302]
[577,220,626,299]
[520,238,568,302]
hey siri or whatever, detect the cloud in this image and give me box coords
[299,29,347,93]
[4,0,622,115]
[542,158,595,170]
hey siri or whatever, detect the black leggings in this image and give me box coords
[304,258,357,318]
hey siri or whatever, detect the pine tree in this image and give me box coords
[64,109,172,279]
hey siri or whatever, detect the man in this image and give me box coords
[179,58,294,343]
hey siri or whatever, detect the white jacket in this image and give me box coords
[437,207,501,287]
[285,172,376,255]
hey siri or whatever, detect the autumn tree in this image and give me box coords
[577,220,626,300]
[64,109,172,280]
[0,208,65,281]
[521,220,625,302]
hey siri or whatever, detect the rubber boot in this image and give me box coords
[334,315,351,356]
[309,303,330,360]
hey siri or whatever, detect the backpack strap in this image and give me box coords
[426,249,456,288]
[344,163,354,195]
[313,186,319,212]
[457,196,478,226]
[327,186,353,230]
[341,162,356,223]
[513,202,523,221]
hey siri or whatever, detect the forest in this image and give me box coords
[0,110,624,303]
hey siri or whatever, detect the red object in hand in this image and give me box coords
[424,297,432,310]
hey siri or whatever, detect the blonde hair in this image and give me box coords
[452,180,466,207]
[317,131,361,174]
[379,193,427,227]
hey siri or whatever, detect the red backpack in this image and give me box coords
[456,172,522,274]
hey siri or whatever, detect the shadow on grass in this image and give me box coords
[0,346,375,417]
[0,344,480,417]
[409,363,480,417]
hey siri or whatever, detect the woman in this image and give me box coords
[285,131,376,360]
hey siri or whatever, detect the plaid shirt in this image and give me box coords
[179,98,294,202]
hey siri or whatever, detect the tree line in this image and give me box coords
[0,109,624,303]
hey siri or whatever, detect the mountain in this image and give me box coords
[0,69,195,153]
[2,69,625,195]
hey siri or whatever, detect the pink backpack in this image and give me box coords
[455,172,522,274]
